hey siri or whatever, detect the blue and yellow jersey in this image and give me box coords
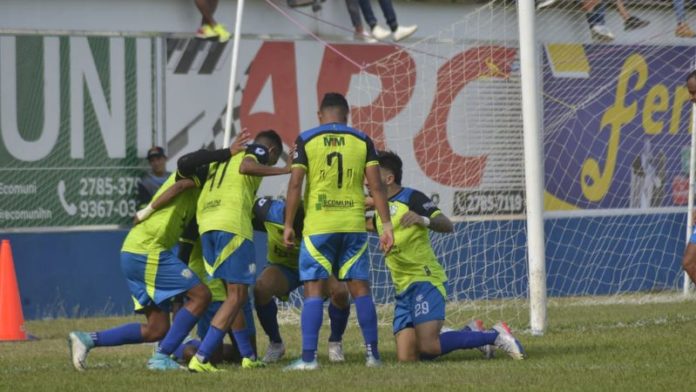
[196,144,269,239]
[122,172,202,253]
[252,197,304,270]
[179,219,227,302]
[293,123,378,236]
[373,187,448,297]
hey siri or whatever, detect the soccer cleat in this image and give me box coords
[283,357,319,371]
[328,341,345,363]
[262,342,286,363]
[465,319,495,359]
[392,25,418,42]
[624,16,649,31]
[188,356,225,373]
[147,353,186,371]
[212,24,231,43]
[241,357,266,369]
[196,24,217,40]
[371,25,391,40]
[365,354,382,368]
[492,322,526,360]
[68,331,94,371]
[590,24,615,42]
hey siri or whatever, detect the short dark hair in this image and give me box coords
[687,70,696,83]
[320,92,349,118]
[255,129,283,151]
[377,150,403,185]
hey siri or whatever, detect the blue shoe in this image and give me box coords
[148,352,186,370]
[283,357,319,371]
[68,331,95,371]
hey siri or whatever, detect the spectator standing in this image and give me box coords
[137,147,171,210]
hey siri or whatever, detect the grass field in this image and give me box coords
[2,294,696,391]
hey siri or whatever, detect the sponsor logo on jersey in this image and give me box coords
[181,268,194,279]
[315,193,355,210]
[389,204,398,216]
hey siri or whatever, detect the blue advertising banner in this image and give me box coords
[543,44,695,210]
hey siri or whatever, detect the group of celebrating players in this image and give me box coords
[67,92,526,373]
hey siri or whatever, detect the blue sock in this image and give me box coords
[255,300,282,343]
[439,330,499,356]
[232,329,255,359]
[173,339,200,360]
[195,326,226,363]
[242,300,256,337]
[354,295,380,360]
[157,308,199,355]
[328,302,350,342]
[92,323,142,347]
[301,297,324,362]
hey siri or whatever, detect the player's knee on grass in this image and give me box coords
[416,337,442,358]
[395,328,419,362]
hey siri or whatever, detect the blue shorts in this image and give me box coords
[120,250,200,313]
[299,233,369,281]
[265,264,301,299]
[200,231,256,285]
[690,226,696,244]
[392,282,446,335]
[196,300,256,339]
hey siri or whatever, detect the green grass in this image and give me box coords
[2,295,696,391]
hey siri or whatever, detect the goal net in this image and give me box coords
[338,0,693,330]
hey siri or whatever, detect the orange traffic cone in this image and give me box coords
[0,239,28,341]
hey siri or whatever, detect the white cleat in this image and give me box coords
[371,25,391,40]
[68,331,94,371]
[465,319,495,359]
[392,25,418,42]
[365,354,382,368]
[492,322,526,360]
[263,342,286,363]
[328,341,345,363]
[283,358,319,371]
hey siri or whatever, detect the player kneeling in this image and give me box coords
[252,197,351,363]
[367,151,526,361]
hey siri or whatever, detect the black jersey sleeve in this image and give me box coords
[408,189,441,218]
[252,197,273,232]
[292,135,308,168]
[177,148,232,178]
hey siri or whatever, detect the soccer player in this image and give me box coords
[67,140,248,371]
[171,218,257,365]
[367,151,526,361]
[252,197,351,363]
[681,71,696,285]
[188,130,291,372]
[283,92,394,370]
